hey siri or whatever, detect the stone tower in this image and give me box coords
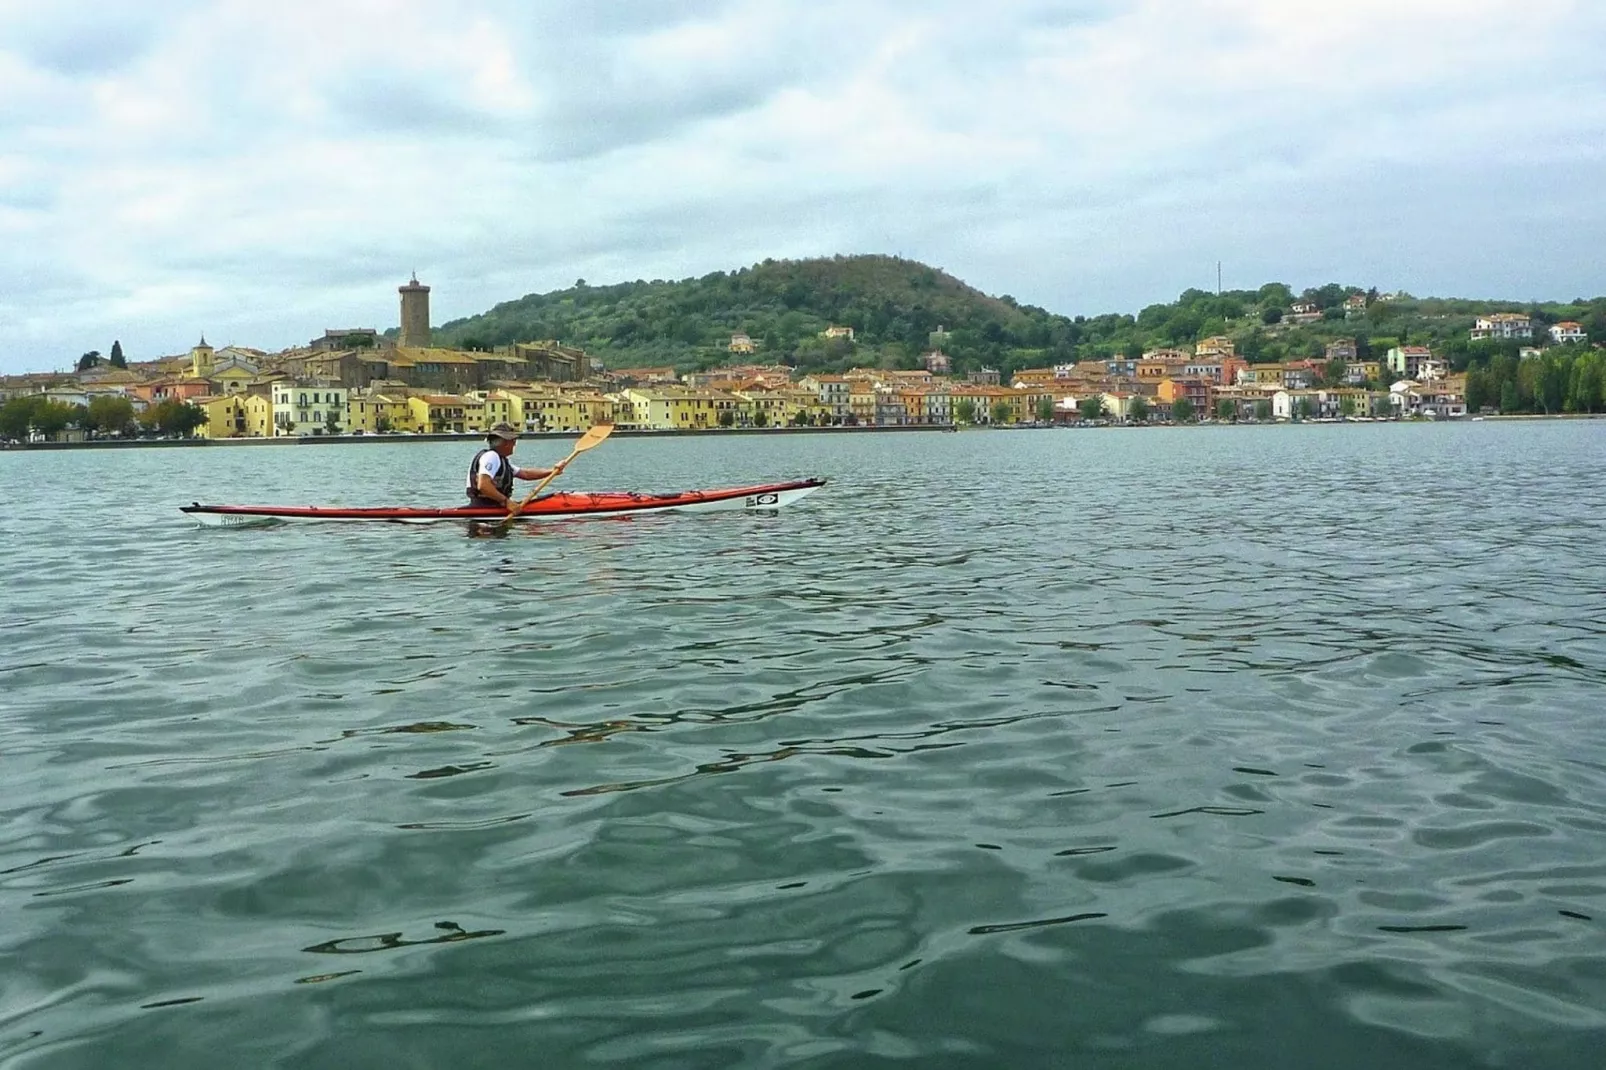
[398,273,431,348]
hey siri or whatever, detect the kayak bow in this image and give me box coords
[182,477,825,525]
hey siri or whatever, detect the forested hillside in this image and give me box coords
[428,254,1606,388]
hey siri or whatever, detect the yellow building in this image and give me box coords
[621,387,738,430]
[950,386,1017,424]
[347,392,417,434]
[567,391,614,431]
[735,387,808,426]
[779,386,830,425]
[242,392,275,438]
[847,380,878,424]
[193,395,248,438]
[463,390,515,432]
[1243,364,1287,386]
[506,387,606,433]
[408,394,470,433]
[1011,387,1052,423]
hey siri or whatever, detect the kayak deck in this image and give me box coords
[182,477,825,524]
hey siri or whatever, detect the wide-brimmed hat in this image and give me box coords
[486,422,519,442]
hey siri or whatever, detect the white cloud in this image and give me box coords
[1,0,1603,371]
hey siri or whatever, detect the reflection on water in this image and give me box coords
[303,921,506,955]
[2,423,1605,1067]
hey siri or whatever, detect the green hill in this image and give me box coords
[428,254,1606,380]
[431,254,1065,374]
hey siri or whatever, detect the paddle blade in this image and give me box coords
[572,423,613,453]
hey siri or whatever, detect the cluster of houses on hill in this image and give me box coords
[14,274,1582,442]
[2,331,1479,441]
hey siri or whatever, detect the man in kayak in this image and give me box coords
[467,423,564,513]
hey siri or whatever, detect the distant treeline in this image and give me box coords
[0,395,203,440]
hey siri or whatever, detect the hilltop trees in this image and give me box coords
[110,340,126,368]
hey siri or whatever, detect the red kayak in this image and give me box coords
[182,478,825,525]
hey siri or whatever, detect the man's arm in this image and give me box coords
[475,471,515,507]
[514,462,565,481]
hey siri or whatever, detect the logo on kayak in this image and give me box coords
[745,493,780,507]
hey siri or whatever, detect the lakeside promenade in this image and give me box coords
[3,423,960,451]
[9,413,1603,453]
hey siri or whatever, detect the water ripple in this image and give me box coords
[3,425,1606,1067]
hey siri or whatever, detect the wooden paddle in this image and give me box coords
[495,423,614,531]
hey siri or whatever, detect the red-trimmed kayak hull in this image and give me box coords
[182,478,825,524]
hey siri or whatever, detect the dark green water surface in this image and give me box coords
[2,423,1605,1068]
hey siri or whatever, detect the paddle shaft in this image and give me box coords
[498,424,614,527]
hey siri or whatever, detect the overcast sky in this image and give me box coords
[2,0,1603,373]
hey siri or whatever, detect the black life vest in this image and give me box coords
[467,448,513,500]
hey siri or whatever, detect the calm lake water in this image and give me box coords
[2,422,1605,1069]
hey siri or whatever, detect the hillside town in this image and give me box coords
[3,279,1588,444]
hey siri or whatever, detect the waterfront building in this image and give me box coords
[346,391,415,434]
[406,394,468,434]
[799,374,851,422]
[242,393,274,438]
[194,395,248,438]
[1391,381,1468,418]
[463,390,516,432]
[1157,376,1214,415]
[271,380,348,436]
[619,387,738,430]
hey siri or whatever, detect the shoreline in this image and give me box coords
[5,423,959,451]
[5,412,1602,451]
